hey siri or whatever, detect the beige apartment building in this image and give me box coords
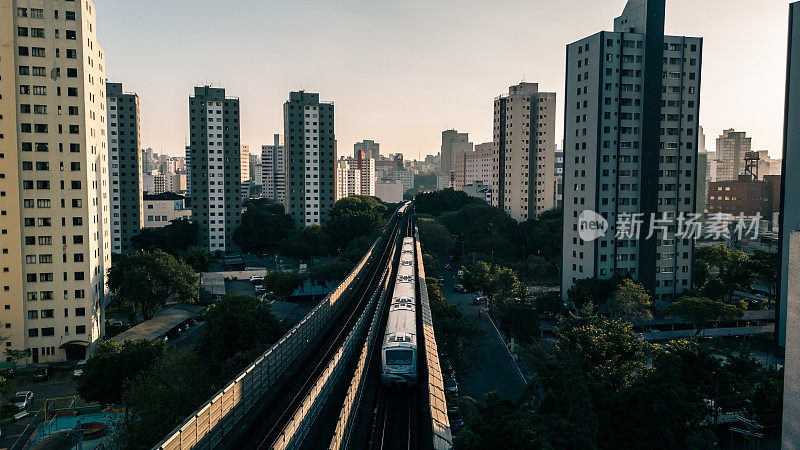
[492,83,556,221]
[0,0,110,362]
[465,142,493,187]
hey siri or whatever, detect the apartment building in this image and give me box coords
[0,0,110,361]
[142,193,191,228]
[441,130,472,187]
[779,1,800,350]
[716,129,752,181]
[284,91,336,227]
[354,139,379,160]
[492,82,556,221]
[106,82,142,256]
[187,86,242,252]
[561,0,702,305]
[335,156,375,200]
[465,142,493,187]
[261,133,285,204]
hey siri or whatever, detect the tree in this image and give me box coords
[131,218,198,253]
[488,266,524,306]
[280,225,331,262]
[748,250,779,296]
[233,200,294,254]
[422,253,438,276]
[108,250,199,320]
[413,188,484,216]
[175,246,215,272]
[457,261,494,294]
[77,339,166,407]
[427,278,484,376]
[262,270,304,300]
[566,276,622,309]
[324,196,387,252]
[198,294,286,382]
[608,279,653,325]
[666,296,745,335]
[115,353,211,450]
[694,245,754,300]
[417,217,454,254]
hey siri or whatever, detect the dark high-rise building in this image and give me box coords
[354,139,380,160]
[187,86,242,252]
[284,91,336,227]
[107,82,143,256]
[561,0,702,306]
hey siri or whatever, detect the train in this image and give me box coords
[381,236,419,387]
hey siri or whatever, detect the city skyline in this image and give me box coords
[99,0,788,159]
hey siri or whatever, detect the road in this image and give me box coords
[438,269,527,402]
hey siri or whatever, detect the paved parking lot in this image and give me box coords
[438,270,527,403]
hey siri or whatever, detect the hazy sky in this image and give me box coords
[98,0,790,159]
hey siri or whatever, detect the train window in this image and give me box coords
[386,349,413,365]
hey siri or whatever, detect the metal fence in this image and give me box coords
[272,237,397,449]
[154,233,386,450]
[328,245,394,450]
[415,231,454,450]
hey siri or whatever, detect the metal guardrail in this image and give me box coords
[328,244,394,450]
[414,230,453,450]
[154,234,385,450]
[272,234,398,449]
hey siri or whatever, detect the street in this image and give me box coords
[437,269,527,402]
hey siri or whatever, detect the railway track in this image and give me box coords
[229,208,410,449]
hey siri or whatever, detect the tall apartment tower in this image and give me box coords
[0,0,110,362]
[187,86,241,252]
[284,91,336,227]
[106,82,143,256]
[561,0,702,305]
[354,139,379,160]
[715,129,751,181]
[261,134,285,204]
[440,130,472,184]
[779,1,800,350]
[492,83,556,221]
[239,145,249,183]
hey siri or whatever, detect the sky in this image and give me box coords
[98,0,790,159]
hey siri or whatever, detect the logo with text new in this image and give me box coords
[578,210,608,242]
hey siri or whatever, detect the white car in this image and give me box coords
[12,391,33,410]
[73,359,86,378]
[249,275,264,283]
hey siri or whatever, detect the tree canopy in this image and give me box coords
[198,294,286,383]
[107,250,199,320]
[233,199,295,254]
[77,339,166,407]
[666,296,745,334]
[324,196,387,252]
[131,218,198,253]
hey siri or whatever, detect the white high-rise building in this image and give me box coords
[561,0,702,305]
[261,134,285,204]
[716,129,752,181]
[492,83,556,221]
[0,0,110,361]
[336,156,374,199]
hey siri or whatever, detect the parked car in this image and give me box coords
[0,367,15,380]
[436,276,445,284]
[177,324,187,333]
[33,364,54,381]
[187,317,198,326]
[443,264,452,271]
[12,391,33,410]
[255,285,267,294]
[249,275,264,283]
[453,284,467,293]
[444,376,458,395]
[167,327,183,339]
[473,295,487,306]
[72,360,86,378]
[449,412,465,431]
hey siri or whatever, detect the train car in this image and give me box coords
[381,237,419,387]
